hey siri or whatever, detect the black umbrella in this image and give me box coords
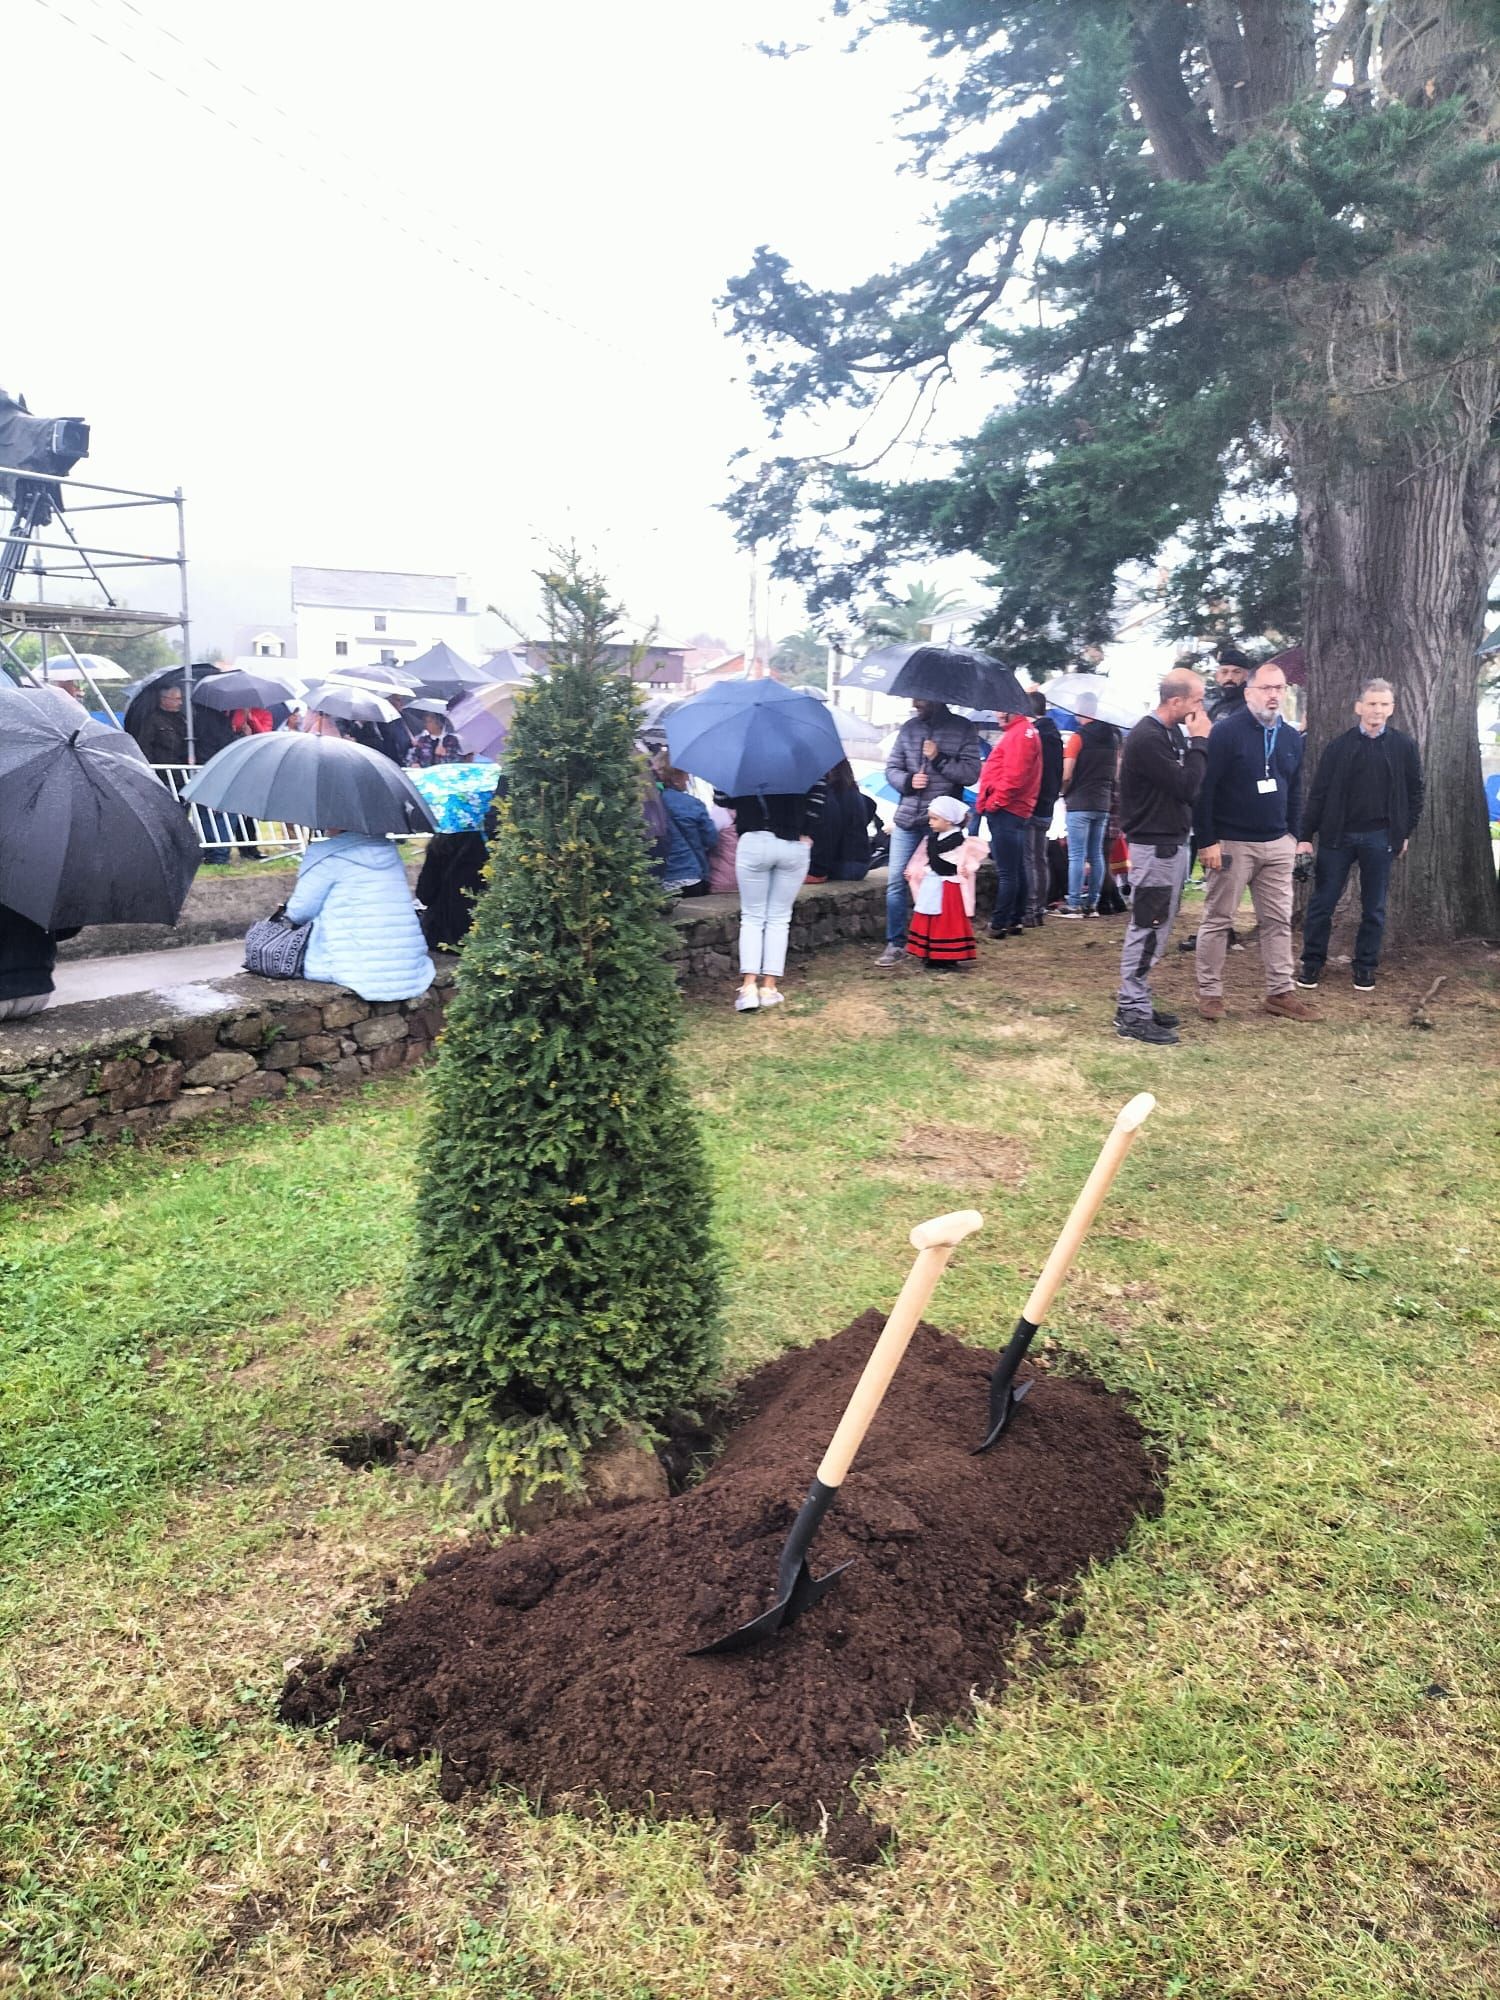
[889,645,1029,715]
[406,640,491,698]
[183,730,436,836]
[842,642,924,695]
[191,667,302,710]
[0,682,202,929]
[121,661,221,728]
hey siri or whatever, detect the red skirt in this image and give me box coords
[906,880,976,964]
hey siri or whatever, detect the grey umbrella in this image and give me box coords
[183,729,436,836]
[791,688,886,752]
[0,682,202,929]
[303,682,400,724]
[407,640,491,698]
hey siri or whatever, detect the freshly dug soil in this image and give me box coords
[281,1315,1160,1856]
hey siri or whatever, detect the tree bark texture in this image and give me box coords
[1298,445,1500,940]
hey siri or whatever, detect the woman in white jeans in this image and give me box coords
[715,783,826,1011]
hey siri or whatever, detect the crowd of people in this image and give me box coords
[6,651,1428,1034]
[855,655,1424,1045]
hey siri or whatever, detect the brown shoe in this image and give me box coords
[1264,991,1321,1021]
[1197,996,1225,1022]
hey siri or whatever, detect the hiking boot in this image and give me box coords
[1114,1014,1180,1046]
[874,944,904,967]
[1197,996,1225,1022]
[1264,991,1321,1021]
[1295,965,1321,990]
[1152,1007,1181,1029]
[1352,967,1375,993]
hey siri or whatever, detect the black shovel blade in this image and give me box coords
[687,1556,853,1657]
[974,1313,1040,1454]
[687,1475,850,1656]
[975,1375,1033,1454]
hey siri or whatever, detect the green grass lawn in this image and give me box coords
[2,932,1497,1998]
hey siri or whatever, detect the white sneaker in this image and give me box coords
[734,988,760,1011]
[758,987,785,1008]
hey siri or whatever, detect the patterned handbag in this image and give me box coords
[243,905,312,979]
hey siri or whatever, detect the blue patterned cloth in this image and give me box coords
[407,762,501,833]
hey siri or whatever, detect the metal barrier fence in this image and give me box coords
[150,765,308,857]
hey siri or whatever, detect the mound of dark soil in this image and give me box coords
[280,1316,1160,1856]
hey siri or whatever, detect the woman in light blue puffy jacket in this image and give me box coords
[283,832,434,1002]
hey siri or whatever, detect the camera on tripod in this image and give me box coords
[0,387,92,600]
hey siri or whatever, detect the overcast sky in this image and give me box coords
[9,0,985,653]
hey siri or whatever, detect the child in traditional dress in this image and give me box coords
[905,792,980,969]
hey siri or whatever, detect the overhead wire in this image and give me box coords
[25,0,632,361]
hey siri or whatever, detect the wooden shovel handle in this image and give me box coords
[1021,1092,1156,1327]
[816,1209,983,1489]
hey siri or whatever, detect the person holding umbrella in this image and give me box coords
[876,697,984,966]
[664,679,841,1011]
[0,685,201,989]
[402,699,465,767]
[0,905,79,1020]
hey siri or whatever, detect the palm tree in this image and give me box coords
[861,582,967,646]
[771,626,829,688]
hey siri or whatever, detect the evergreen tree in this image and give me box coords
[395,554,721,1508]
[726,3,1500,939]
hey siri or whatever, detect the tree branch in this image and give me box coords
[1126,3,1223,178]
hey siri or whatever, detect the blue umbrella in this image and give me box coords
[665,680,843,795]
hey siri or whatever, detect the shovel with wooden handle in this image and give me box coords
[689,1208,984,1657]
[977,1092,1157,1452]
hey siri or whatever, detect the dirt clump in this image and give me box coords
[280,1315,1160,1857]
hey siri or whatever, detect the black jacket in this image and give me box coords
[0,905,78,1001]
[1302,725,1424,852]
[1118,715,1207,843]
[715,786,826,843]
[1204,679,1248,722]
[1033,714,1065,819]
[129,704,189,766]
[810,786,880,877]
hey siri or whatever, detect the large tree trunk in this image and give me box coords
[1298,446,1500,943]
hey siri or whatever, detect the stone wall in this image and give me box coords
[664,875,891,982]
[1,967,454,1177]
[2,868,978,1179]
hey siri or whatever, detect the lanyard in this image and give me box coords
[1261,720,1281,781]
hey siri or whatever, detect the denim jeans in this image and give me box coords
[986,809,1028,931]
[885,821,925,945]
[1065,809,1109,911]
[735,831,810,976]
[1301,832,1394,976]
[1023,812,1050,922]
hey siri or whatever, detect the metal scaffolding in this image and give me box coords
[0,467,195,756]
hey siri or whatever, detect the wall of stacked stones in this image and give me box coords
[1,972,454,1175]
[2,874,924,1175]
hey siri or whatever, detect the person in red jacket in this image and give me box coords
[976,708,1043,937]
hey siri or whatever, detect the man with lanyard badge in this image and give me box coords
[1193,659,1319,1022]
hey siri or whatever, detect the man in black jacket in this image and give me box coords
[1113,670,1211,1045]
[1023,688,1064,925]
[1296,680,1424,994]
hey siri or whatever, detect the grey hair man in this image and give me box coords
[1296,679,1424,994]
[1113,670,1211,1045]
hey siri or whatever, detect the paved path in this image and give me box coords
[52,941,247,1008]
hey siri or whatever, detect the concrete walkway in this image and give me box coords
[51,941,248,1008]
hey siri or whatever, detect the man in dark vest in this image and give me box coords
[1295,679,1424,995]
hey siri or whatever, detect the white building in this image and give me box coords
[290,567,480,681]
